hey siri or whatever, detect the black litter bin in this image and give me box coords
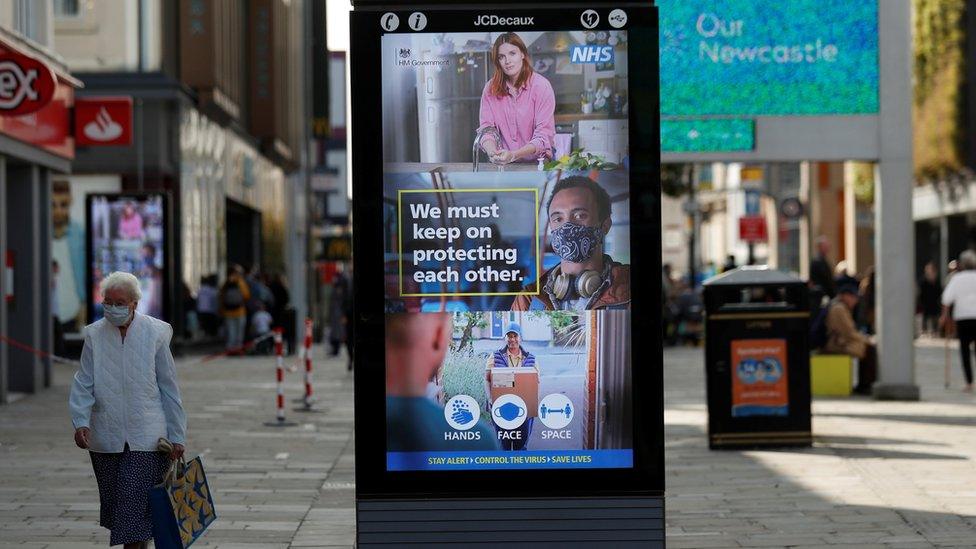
[703,267,812,449]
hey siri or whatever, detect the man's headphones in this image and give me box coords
[550,267,603,301]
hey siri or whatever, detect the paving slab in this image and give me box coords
[2,341,976,547]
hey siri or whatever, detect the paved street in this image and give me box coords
[0,347,356,549]
[2,342,976,548]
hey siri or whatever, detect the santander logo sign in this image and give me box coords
[0,50,56,116]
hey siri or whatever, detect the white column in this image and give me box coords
[873,0,919,400]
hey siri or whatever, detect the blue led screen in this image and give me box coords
[658,0,879,116]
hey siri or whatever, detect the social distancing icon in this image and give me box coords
[538,393,574,430]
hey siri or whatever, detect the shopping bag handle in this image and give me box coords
[157,438,188,486]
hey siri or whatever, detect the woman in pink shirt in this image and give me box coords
[117,203,144,240]
[478,33,556,164]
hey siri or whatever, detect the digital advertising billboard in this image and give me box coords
[86,193,169,323]
[657,0,879,117]
[352,2,662,502]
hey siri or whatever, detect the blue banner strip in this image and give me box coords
[732,405,789,418]
[387,450,633,471]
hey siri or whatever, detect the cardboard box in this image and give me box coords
[488,366,539,418]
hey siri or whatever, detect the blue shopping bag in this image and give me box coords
[150,456,217,548]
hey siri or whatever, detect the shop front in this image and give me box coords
[0,29,80,403]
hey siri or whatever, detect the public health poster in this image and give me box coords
[381,27,634,471]
[731,339,789,417]
[88,194,167,322]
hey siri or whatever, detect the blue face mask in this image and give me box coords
[549,222,603,263]
[494,402,525,422]
[104,305,132,327]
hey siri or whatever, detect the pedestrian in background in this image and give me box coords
[329,268,350,357]
[250,302,274,355]
[268,272,291,352]
[196,274,219,338]
[918,261,941,336]
[220,265,250,355]
[69,271,186,549]
[941,250,976,392]
[722,254,737,273]
[858,266,877,335]
[824,279,877,395]
[810,235,836,299]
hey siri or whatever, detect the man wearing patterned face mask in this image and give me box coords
[513,176,631,311]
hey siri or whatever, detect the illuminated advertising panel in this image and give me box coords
[658,0,879,116]
[382,25,635,472]
[86,194,168,322]
[352,4,662,499]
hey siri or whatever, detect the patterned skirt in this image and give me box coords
[89,444,171,546]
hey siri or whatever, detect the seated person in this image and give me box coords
[823,280,877,395]
[512,176,630,311]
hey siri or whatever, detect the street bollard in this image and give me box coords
[295,318,321,413]
[265,328,296,427]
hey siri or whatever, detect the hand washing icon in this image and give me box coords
[490,394,528,430]
[493,402,525,422]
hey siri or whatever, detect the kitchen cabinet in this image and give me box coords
[577,118,628,163]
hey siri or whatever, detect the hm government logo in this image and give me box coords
[394,48,451,68]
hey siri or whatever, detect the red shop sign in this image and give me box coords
[75,96,133,146]
[739,216,768,243]
[0,49,56,116]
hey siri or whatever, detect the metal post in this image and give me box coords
[687,164,697,286]
[294,318,318,412]
[873,0,919,400]
[265,328,297,426]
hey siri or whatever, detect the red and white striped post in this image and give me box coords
[301,318,314,409]
[274,328,286,422]
[264,328,295,426]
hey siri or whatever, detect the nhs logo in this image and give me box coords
[570,45,614,64]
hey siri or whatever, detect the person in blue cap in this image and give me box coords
[485,322,537,450]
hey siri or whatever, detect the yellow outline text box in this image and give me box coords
[397,188,540,298]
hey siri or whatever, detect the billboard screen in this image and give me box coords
[86,194,168,322]
[381,25,635,471]
[658,0,879,116]
[352,5,662,497]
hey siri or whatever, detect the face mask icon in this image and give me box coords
[494,402,525,422]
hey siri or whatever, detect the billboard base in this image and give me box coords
[356,496,665,546]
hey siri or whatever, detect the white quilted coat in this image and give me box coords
[69,312,187,453]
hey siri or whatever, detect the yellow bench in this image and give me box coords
[810,354,854,396]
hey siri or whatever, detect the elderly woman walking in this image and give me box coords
[69,272,187,548]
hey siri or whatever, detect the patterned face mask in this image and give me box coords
[549,222,603,263]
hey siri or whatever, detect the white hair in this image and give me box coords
[961,250,976,270]
[100,271,142,301]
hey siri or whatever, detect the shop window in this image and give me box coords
[54,0,80,18]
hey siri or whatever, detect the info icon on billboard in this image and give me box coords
[408,12,427,31]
